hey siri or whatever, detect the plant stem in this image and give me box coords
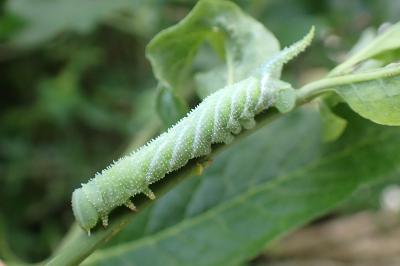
[296,64,400,103]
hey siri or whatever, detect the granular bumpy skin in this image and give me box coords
[72,27,314,233]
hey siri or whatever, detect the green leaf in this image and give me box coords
[331,21,400,76]
[0,14,24,41]
[82,109,400,266]
[298,65,400,126]
[146,0,279,97]
[332,68,400,126]
[156,87,189,129]
[318,101,347,142]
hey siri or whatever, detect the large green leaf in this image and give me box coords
[146,0,280,98]
[80,108,400,266]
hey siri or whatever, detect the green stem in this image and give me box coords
[296,64,400,103]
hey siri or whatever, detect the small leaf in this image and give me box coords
[146,0,279,97]
[298,65,400,126]
[318,101,347,142]
[332,67,400,126]
[156,87,189,128]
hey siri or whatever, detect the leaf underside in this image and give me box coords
[146,0,280,97]
[333,75,400,126]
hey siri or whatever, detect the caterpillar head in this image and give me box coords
[72,188,99,233]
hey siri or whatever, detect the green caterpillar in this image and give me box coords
[72,27,314,234]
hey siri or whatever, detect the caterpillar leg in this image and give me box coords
[194,163,204,176]
[222,133,234,144]
[101,216,109,228]
[194,159,212,176]
[227,119,242,134]
[143,187,156,200]
[124,200,137,211]
[241,117,256,130]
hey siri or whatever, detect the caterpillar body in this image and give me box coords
[72,27,314,233]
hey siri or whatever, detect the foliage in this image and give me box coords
[1,0,399,265]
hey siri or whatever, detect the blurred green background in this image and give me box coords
[0,0,398,263]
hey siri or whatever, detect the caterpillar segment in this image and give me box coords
[71,27,314,233]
